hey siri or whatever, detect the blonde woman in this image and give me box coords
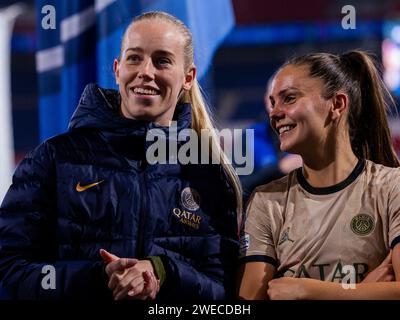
[0,11,242,300]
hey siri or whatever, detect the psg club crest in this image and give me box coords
[350,214,375,236]
[180,187,201,211]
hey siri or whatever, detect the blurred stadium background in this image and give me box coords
[1,0,400,202]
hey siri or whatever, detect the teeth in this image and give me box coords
[133,87,159,95]
[279,125,294,134]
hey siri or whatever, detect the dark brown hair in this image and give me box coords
[284,50,399,167]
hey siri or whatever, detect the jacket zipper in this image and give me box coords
[136,126,149,258]
[137,168,147,258]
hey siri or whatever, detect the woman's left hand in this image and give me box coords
[267,277,309,300]
[111,260,158,300]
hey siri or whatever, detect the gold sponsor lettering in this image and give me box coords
[172,208,202,229]
[180,217,200,229]
[173,208,181,218]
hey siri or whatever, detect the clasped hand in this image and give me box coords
[100,249,160,300]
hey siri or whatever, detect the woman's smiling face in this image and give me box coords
[268,64,332,155]
[114,19,195,126]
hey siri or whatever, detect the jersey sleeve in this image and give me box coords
[239,189,277,266]
[388,172,400,249]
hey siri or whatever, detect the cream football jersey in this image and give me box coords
[240,159,400,283]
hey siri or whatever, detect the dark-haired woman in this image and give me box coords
[238,50,400,299]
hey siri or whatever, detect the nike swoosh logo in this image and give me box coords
[76,180,104,192]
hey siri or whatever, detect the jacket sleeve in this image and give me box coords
[158,233,238,301]
[157,167,239,301]
[0,142,110,299]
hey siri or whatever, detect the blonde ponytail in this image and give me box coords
[186,80,243,217]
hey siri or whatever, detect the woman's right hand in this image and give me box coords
[362,251,394,283]
[100,249,160,300]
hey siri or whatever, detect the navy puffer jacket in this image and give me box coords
[0,84,239,300]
